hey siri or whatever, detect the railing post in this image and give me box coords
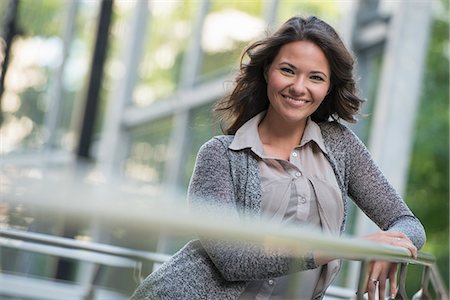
[396,263,409,299]
[412,266,431,300]
[84,263,101,300]
[133,261,143,284]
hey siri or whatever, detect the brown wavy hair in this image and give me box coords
[214,16,364,135]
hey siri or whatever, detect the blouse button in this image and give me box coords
[295,171,302,177]
[292,152,298,157]
[268,279,274,286]
[299,196,307,204]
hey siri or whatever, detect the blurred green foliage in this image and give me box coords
[405,4,449,294]
[17,0,65,37]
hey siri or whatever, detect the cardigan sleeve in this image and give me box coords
[187,137,317,281]
[341,126,426,249]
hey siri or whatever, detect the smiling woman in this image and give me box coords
[130,16,426,300]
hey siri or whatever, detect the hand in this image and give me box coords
[361,231,417,300]
[366,261,397,300]
[362,231,417,259]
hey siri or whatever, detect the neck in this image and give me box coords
[257,113,307,159]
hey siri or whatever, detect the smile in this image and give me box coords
[283,95,310,104]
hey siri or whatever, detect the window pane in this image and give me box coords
[1,0,101,154]
[125,116,173,187]
[277,2,341,26]
[132,1,196,107]
[181,103,222,189]
[1,0,67,153]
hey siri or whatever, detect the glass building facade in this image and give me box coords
[1,0,447,298]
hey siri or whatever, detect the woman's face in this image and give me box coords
[265,40,330,126]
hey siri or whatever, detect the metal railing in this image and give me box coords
[0,228,170,300]
[0,216,447,299]
[1,176,448,299]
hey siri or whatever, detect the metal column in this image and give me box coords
[97,0,150,178]
[76,0,114,159]
[0,0,19,125]
[368,1,432,193]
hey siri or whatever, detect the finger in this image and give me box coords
[382,231,408,240]
[408,244,417,259]
[386,232,408,244]
[364,262,375,293]
[367,277,378,300]
[389,263,398,299]
[394,240,417,259]
[385,232,414,245]
[367,263,382,300]
[385,231,405,238]
[387,234,418,259]
[378,275,387,300]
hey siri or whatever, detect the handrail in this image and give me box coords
[1,224,446,299]
[1,179,448,299]
[0,228,171,264]
[0,236,140,268]
[0,229,171,299]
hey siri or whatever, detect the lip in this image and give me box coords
[282,95,311,107]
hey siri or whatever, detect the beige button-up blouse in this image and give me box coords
[230,112,344,300]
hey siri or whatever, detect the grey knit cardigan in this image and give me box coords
[131,121,426,300]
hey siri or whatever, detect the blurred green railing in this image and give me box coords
[0,175,448,299]
[0,211,447,300]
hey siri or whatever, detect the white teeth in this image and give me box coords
[285,96,307,103]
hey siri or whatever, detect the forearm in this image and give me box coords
[201,238,318,281]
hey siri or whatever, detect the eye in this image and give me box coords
[280,67,294,75]
[310,75,325,81]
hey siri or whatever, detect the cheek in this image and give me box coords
[266,77,281,98]
[311,99,324,111]
[267,75,277,88]
[266,70,286,90]
[314,86,330,102]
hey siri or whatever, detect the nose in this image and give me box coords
[289,77,307,96]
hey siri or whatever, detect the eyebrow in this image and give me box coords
[279,62,329,78]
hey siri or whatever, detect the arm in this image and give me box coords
[188,137,317,281]
[341,127,425,299]
[342,127,426,249]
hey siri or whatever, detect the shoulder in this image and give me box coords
[199,135,234,150]
[318,121,369,161]
[318,121,351,138]
[194,135,240,168]
[318,121,360,147]
[197,135,234,156]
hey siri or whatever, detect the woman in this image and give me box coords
[131,16,425,300]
